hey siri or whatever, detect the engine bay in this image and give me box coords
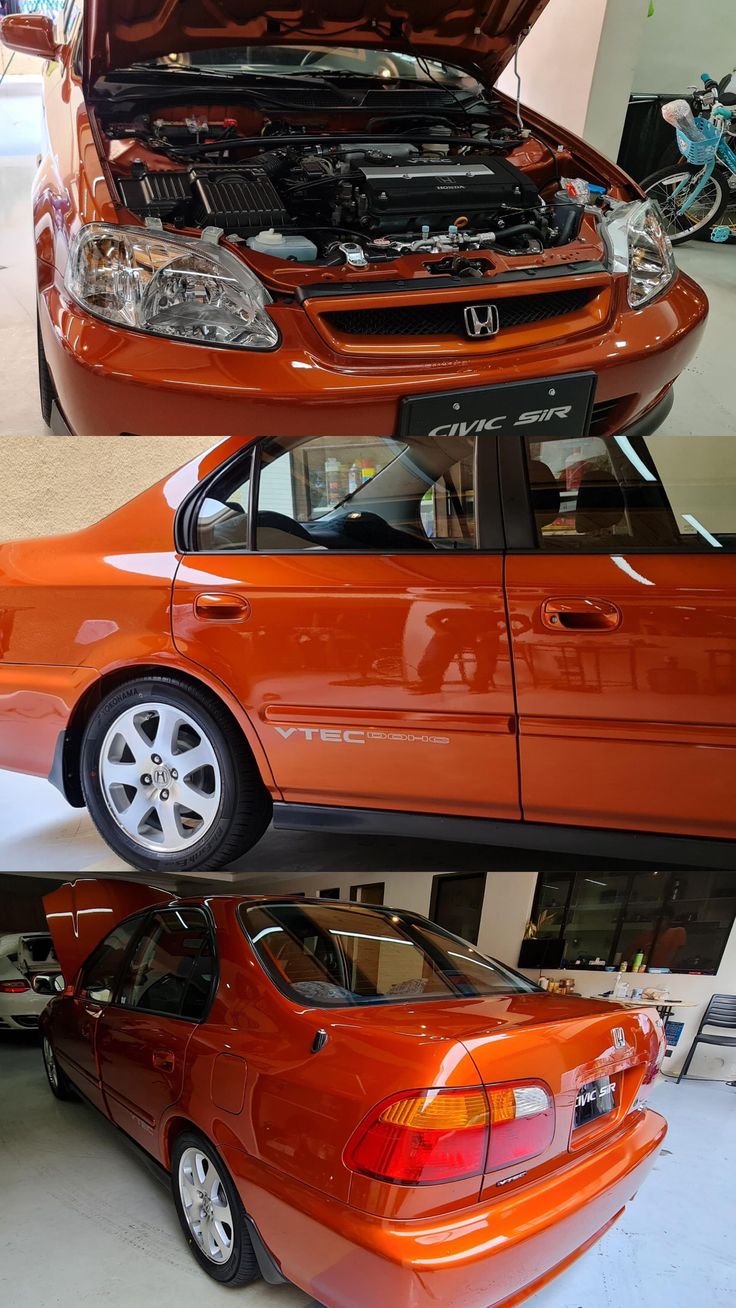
[101,103,599,265]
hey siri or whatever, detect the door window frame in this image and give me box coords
[498,432,736,554]
[175,434,505,555]
[75,906,219,1024]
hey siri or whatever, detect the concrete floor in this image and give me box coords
[0,77,735,436]
[1,1032,733,1308]
[0,767,669,876]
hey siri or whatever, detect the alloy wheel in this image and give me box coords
[43,1037,58,1091]
[98,701,222,854]
[178,1147,235,1264]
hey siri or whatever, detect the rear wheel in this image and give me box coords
[171,1131,260,1286]
[42,1036,76,1100]
[80,676,272,872]
[643,165,729,243]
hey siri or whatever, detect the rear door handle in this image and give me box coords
[541,597,622,632]
[152,1050,175,1072]
[194,592,251,621]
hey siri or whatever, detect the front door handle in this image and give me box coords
[541,597,622,632]
[152,1050,175,1072]
[194,592,251,621]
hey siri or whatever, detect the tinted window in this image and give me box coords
[80,920,141,1004]
[524,435,736,550]
[241,902,534,1007]
[118,908,215,1020]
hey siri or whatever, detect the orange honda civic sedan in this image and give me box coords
[1,431,735,872]
[39,878,668,1306]
[0,1,707,437]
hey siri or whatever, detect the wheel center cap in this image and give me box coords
[152,765,171,787]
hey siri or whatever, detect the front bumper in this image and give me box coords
[40,269,707,437]
[240,1106,666,1308]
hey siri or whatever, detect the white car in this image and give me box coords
[0,933,62,1031]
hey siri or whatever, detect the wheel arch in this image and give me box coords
[54,661,278,807]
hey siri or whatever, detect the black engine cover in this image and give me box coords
[356,155,539,232]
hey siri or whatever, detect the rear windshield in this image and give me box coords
[240,902,536,1008]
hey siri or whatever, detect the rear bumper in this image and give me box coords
[242,1107,666,1308]
[40,270,707,437]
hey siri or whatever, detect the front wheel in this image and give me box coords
[80,676,272,872]
[643,164,729,243]
[42,1036,76,1101]
[171,1132,260,1286]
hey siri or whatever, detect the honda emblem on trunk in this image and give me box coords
[464,303,500,339]
[612,1026,626,1049]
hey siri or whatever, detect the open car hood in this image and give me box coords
[85,1,551,87]
[43,878,172,981]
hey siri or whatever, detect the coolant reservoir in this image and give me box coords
[246,229,318,261]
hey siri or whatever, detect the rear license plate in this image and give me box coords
[400,372,596,439]
[574,1076,616,1129]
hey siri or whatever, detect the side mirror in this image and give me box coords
[32,974,56,996]
[53,974,66,994]
[0,14,60,61]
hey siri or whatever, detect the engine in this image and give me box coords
[115,141,581,263]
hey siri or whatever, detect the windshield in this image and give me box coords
[143,46,481,89]
[241,902,536,1007]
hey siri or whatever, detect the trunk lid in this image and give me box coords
[85,1,552,88]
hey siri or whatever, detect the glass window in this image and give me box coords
[523,435,736,551]
[256,435,477,552]
[241,902,535,1008]
[194,452,252,552]
[429,872,486,945]
[525,869,736,975]
[80,919,141,1004]
[117,908,215,1020]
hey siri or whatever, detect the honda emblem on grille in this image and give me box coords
[463,303,500,339]
[612,1026,626,1049]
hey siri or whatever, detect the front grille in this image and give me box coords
[323,288,597,340]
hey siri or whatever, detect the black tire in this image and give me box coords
[171,1131,260,1287]
[643,164,729,244]
[37,309,56,428]
[80,676,272,873]
[42,1034,77,1101]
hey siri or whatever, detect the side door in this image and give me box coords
[502,433,736,840]
[172,433,521,821]
[51,917,143,1113]
[96,907,215,1154]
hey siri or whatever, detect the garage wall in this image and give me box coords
[0,438,213,541]
[242,867,736,1081]
[496,0,649,159]
[633,0,736,92]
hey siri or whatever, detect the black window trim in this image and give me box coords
[174,434,505,557]
[499,431,736,555]
[527,868,736,976]
[77,905,219,1025]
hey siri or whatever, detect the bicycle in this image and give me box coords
[643,73,736,244]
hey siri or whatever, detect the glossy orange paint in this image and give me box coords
[0,5,708,437]
[41,881,667,1308]
[1,437,736,855]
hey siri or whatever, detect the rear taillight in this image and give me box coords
[487,1082,555,1169]
[345,1081,554,1186]
[642,1024,667,1088]
[0,979,31,993]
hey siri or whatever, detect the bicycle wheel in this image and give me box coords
[643,164,729,244]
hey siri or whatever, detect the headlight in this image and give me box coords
[66,224,279,349]
[604,199,676,308]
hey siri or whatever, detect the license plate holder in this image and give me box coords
[400,372,597,439]
[574,1075,616,1129]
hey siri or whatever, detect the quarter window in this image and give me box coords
[523,435,736,550]
[117,908,215,1020]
